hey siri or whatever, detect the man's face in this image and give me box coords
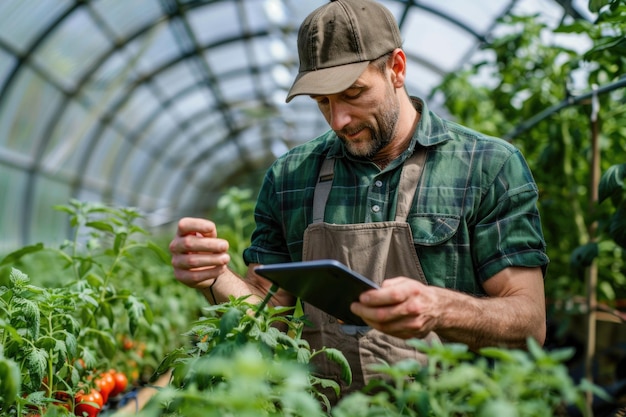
[311,65,399,159]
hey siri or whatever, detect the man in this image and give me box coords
[169,0,549,401]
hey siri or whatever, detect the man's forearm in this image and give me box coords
[436,287,546,351]
[199,268,262,305]
[200,265,295,309]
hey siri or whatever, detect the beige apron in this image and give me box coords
[301,148,440,403]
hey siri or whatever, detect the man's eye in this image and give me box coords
[343,90,362,100]
[314,97,329,105]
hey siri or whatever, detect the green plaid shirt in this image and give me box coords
[243,98,549,295]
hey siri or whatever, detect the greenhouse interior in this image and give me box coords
[0,0,625,416]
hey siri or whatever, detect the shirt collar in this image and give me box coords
[326,96,451,161]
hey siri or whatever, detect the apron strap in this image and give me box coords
[312,147,428,224]
[312,156,335,223]
[395,147,428,222]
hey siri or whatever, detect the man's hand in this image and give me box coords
[169,217,231,289]
[350,266,546,350]
[350,278,442,339]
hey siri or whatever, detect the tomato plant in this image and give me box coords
[0,200,205,414]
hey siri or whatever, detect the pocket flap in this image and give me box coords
[409,214,460,245]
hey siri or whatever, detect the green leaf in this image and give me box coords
[27,347,48,385]
[609,202,626,248]
[570,242,599,269]
[0,244,45,266]
[0,320,22,344]
[85,221,115,234]
[320,347,352,385]
[599,163,626,204]
[155,347,188,376]
[146,240,171,264]
[95,330,117,358]
[100,301,114,327]
[588,0,609,13]
[0,358,21,405]
[63,331,78,358]
[478,399,518,417]
[546,346,575,363]
[219,308,244,342]
[126,295,148,335]
[9,267,30,286]
[114,232,127,254]
[16,298,40,339]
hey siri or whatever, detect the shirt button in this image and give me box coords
[372,205,381,213]
[374,180,383,187]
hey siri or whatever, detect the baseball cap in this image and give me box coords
[285,0,403,103]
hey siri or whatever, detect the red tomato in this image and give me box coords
[74,388,103,417]
[109,371,129,397]
[94,372,115,403]
[122,337,134,351]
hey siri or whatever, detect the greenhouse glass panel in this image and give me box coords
[0,165,28,253]
[403,10,475,75]
[83,127,125,187]
[419,0,508,34]
[128,22,182,76]
[42,101,97,174]
[187,2,242,46]
[30,176,73,244]
[79,51,138,113]
[154,62,200,101]
[91,0,163,40]
[0,68,63,156]
[181,109,223,141]
[138,112,179,152]
[32,7,112,91]
[115,85,162,130]
[0,50,15,88]
[205,42,250,78]
[141,168,185,214]
[171,89,212,121]
[219,76,256,106]
[116,144,155,189]
[241,0,277,33]
[0,0,72,54]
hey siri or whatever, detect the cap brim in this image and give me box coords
[285,61,370,103]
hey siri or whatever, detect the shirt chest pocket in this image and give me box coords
[407,214,465,289]
[409,214,460,245]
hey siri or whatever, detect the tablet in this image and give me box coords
[254,259,379,326]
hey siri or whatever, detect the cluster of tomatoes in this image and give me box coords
[43,368,129,417]
[75,369,128,417]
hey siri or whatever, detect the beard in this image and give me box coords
[335,91,400,159]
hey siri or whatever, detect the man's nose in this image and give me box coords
[328,101,352,131]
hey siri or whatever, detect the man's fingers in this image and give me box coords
[176,217,218,238]
[174,264,229,288]
[171,252,230,270]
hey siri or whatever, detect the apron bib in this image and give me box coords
[301,148,440,403]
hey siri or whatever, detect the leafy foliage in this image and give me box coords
[150,294,350,412]
[0,200,205,415]
[209,187,257,276]
[131,303,594,417]
[431,0,626,306]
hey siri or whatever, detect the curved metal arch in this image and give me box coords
[0,0,591,246]
[1,2,95,245]
[67,25,294,208]
[14,1,272,242]
[395,0,488,43]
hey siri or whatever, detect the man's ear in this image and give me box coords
[389,48,407,88]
